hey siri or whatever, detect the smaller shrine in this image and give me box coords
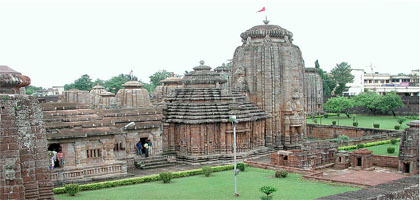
[398,120,419,175]
[349,148,373,169]
[116,81,151,108]
[162,61,270,163]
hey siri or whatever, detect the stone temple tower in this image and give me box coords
[231,20,306,149]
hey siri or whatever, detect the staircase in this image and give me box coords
[134,156,174,170]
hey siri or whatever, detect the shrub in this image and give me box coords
[357,144,364,149]
[373,123,380,128]
[64,184,80,196]
[324,114,329,118]
[159,172,173,183]
[275,170,288,178]
[353,122,358,127]
[313,119,318,123]
[332,121,337,125]
[260,186,277,200]
[202,166,212,177]
[394,125,400,130]
[236,163,245,172]
[387,147,395,154]
[391,139,397,145]
[396,116,406,125]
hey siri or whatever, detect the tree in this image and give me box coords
[104,74,138,94]
[25,85,44,95]
[353,92,382,115]
[323,96,355,118]
[378,92,403,116]
[331,62,354,96]
[149,70,173,91]
[314,60,336,96]
[64,74,93,91]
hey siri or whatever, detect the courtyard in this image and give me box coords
[306,114,414,130]
[54,167,360,200]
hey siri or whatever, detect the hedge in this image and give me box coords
[53,164,241,194]
[338,138,400,151]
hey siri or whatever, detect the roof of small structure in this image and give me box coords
[214,63,231,72]
[240,22,293,41]
[160,76,181,84]
[181,60,227,85]
[122,81,144,88]
[407,120,419,127]
[92,84,105,89]
[352,148,372,155]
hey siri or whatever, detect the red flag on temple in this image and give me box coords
[257,7,265,13]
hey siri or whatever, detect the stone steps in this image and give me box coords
[134,157,174,170]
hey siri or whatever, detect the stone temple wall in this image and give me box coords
[232,22,306,149]
[304,68,323,115]
[0,66,54,200]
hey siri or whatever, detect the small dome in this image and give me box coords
[161,76,181,84]
[122,81,144,88]
[92,84,105,89]
[240,24,293,41]
[193,60,211,71]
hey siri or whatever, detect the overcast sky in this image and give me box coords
[0,0,419,88]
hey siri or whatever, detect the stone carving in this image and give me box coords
[4,158,17,180]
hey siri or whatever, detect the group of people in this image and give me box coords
[136,139,152,158]
[48,150,64,169]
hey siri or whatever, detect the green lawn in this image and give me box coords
[55,168,359,200]
[307,114,413,130]
[349,142,400,156]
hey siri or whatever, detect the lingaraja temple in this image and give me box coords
[231,19,306,149]
[162,61,271,163]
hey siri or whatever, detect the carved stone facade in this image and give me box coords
[270,141,337,169]
[304,68,323,115]
[398,120,419,175]
[232,21,306,149]
[349,148,373,169]
[214,63,232,90]
[42,103,163,185]
[116,81,151,108]
[162,61,270,162]
[153,76,181,102]
[0,66,54,200]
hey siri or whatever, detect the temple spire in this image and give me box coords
[263,16,269,25]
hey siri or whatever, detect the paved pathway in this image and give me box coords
[323,170,405,186]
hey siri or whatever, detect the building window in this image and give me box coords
[86,149,101,158]
[114,143,125,151]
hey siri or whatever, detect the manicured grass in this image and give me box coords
[54,168,359,200]
[307,114,412,130]
[349,142,400,156]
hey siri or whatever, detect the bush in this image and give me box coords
[53,164,238,194]
[260,186,277,200]
[353,122,358,127]
[202,166,212,177]
[64,184,80,196]
[275,170,288,178]
[159,172,173,183]
[324,114,329,118]
[338,138,401,151]
[396,116,406,125]
[391,139,397,145]
[313,119,318,123]
[394,125,400,130]
[237,163,245,172]
[387,147,395,154]
[332,121,337,125]
[373,123,380,128]
[357,144,364,149]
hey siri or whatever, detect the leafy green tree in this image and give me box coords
[331,62,354,95]
[353,92,382,115]
[64,74,93,91]
[149,70,173,91]
[314,60,336,96]
[25,85,44,95]
[379,92,403,116]
[324,96,354,118]
[104,74,138,94]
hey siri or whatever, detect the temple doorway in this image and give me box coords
[140,137,148,154]
[357,157,362,166]
[404,163,410,173]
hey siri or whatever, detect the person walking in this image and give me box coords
[136,140,143,156]
[148,139,153,155]
[57,150,65,167]
[143,142,149,158]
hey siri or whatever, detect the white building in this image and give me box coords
[344,69,364,96]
